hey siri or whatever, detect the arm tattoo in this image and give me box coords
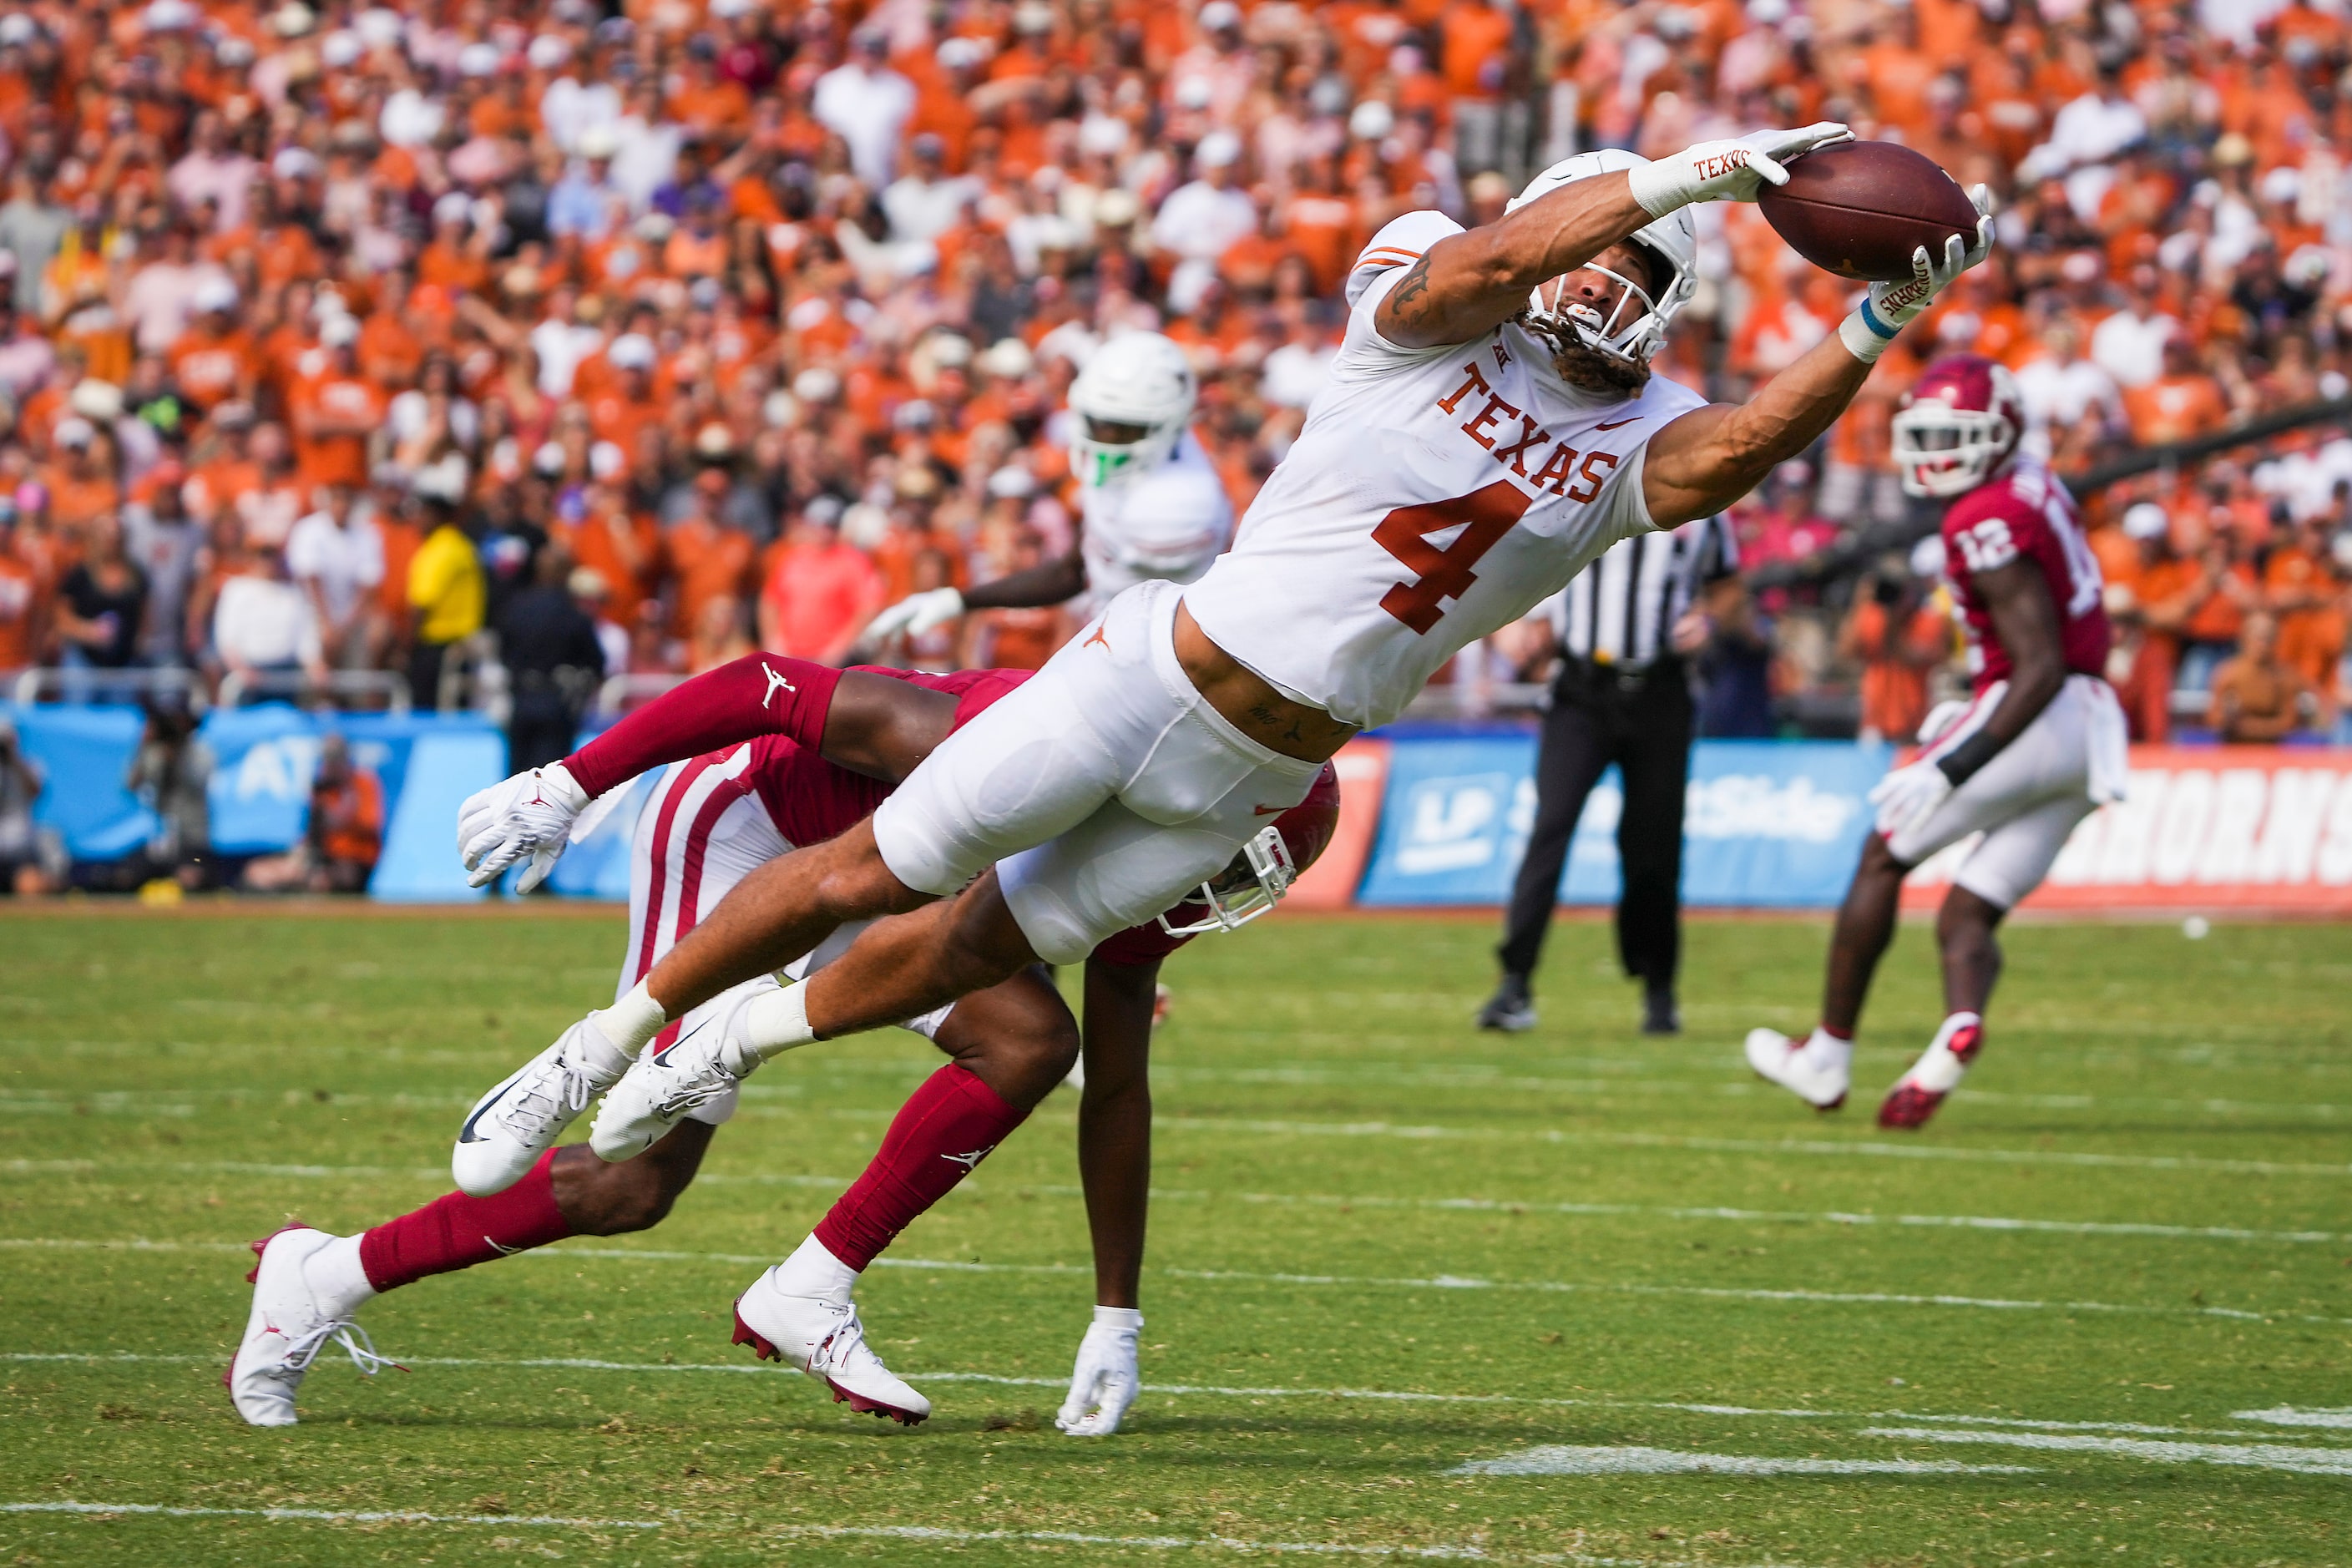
[1386,255,1434,325]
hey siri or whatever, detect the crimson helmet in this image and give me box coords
[1156,763,1343,937]
[1890,354,2026,499]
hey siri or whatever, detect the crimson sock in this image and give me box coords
[357,1149,576,1292]
[1818,1023,1854,1042]
[814,1065,1029,1272]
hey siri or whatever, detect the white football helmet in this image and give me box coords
[1068,331,1196,488]
[1889,354,2026,498]
[1507,149,1698,369]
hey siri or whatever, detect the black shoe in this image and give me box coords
[1641,983,1680,1036]
[1477,974,1537,1033]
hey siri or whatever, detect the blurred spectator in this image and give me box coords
[212,545,326,693]
[406,500,485,711]
[2210,612,2332,741]
[55,513,149,673]
[1696,589,1778,740]
[287,485,386,670]
[243,735,382,894]
[0,499,38,675]
[498,546,606,776]
[758,498,883,665]
[125,701,213,892]
[1840,550,1953,746]
[0,712,61,895]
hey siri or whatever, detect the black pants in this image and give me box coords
[1497,660,1695,989]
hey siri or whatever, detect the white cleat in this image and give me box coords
[225,1227,398,1427]
[1746,1026,1850,1110]
[453,1016,632,1196]
[731,1266,930,1425]
[589,982,774,1162]
[1878,1012,1983,1130]
[590,1017,746,1162]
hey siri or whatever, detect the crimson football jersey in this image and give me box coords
[1939,461,2112,695]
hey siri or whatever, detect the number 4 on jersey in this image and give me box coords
[1373,482,1531,634]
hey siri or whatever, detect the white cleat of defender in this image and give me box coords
[225,1226,397,1426]
[1745,1026,1852,1110]
[453,1016,633,1196]
[731,1266,931,1425]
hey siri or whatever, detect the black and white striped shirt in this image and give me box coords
[1545,513,1739,669]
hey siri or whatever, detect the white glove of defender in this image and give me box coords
[1626,123,1853,214]
[458,761,591,892]
[1843,186,1995,357]
[1055,1306,1142,1437]
[1869,757,1955,841]
[861,587,965,648]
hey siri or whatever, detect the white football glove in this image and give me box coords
[1869,757,1955,842]
[1055,1306,1142,1437]
[861,587,965,648]
[458,760,591,892]
[1842,185,1995,358]
[1626,122,1853,214]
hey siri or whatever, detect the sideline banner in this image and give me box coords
[200,706,505,855]
[0,702,158,860]
[1906,746,2352,913]
[1355,735,1888,908]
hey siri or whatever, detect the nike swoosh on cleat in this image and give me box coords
[455,1081,517,1144]
[1595,417,1641,431]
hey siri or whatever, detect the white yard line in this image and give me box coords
[2236,1406,2352,1429]
[1160,1117,2352,1179]
[761,1522,1811,1565]
[0,1500,662,1529]
[6,1352,2329,1448]
[1859,1426,2352,1476]
[9,1157,2339,1247]
[0,1235,2329,1326]
[1448,1446,2035,1477]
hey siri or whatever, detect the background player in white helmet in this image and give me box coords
[452,124,1995,1315]
[1746,353,2128,1130]
[859,332,1234,648]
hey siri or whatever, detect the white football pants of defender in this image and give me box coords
[622,746,953,1128]
[873,578,1324,965]
[1884,674,2128,909]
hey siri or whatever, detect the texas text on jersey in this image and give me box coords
[1940,459,2112,694]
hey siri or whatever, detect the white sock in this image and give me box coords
[593,981,670,1060]
[733,984,815,1070]
[772,1232,859,1305]
[1909,1013,1981,1093]
[1092,1304,1144,1333]
[304,1233,377,1321]
[1802,1027,1854,1075]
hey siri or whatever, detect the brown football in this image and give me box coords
[1757,140,1980,283]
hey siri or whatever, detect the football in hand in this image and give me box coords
[1757,140,1980,283]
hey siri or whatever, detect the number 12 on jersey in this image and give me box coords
[1373,481,1531,634]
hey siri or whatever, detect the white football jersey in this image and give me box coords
[1183,210,1709,730]
[1077,428,1233,618]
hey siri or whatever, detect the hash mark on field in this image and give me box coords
[1449,1445,2035,1477]
[1860,1427,2352,1475]
[1163,1116,2352,1178]
[0,1500,663,1529]
[2236,1406,2352,1429]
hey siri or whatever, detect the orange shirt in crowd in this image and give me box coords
[291,373,386,491]
[0,539,40,669]
[2123,374,2228,445]
[559,508,664,631]
[665,516,756,640]
[313,768,385,867]
[1441,3,1514,99]
[757,537,883,660]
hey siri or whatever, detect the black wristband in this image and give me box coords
[1934,729,2002,787]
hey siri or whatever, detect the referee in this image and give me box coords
[1478,513,1741,1037]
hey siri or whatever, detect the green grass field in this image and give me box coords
[1,905,2348,1566]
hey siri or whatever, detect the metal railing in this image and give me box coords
[216,668,413,713]
[9,666,210,711]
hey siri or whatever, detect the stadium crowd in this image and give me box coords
[0,0,2346,777]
